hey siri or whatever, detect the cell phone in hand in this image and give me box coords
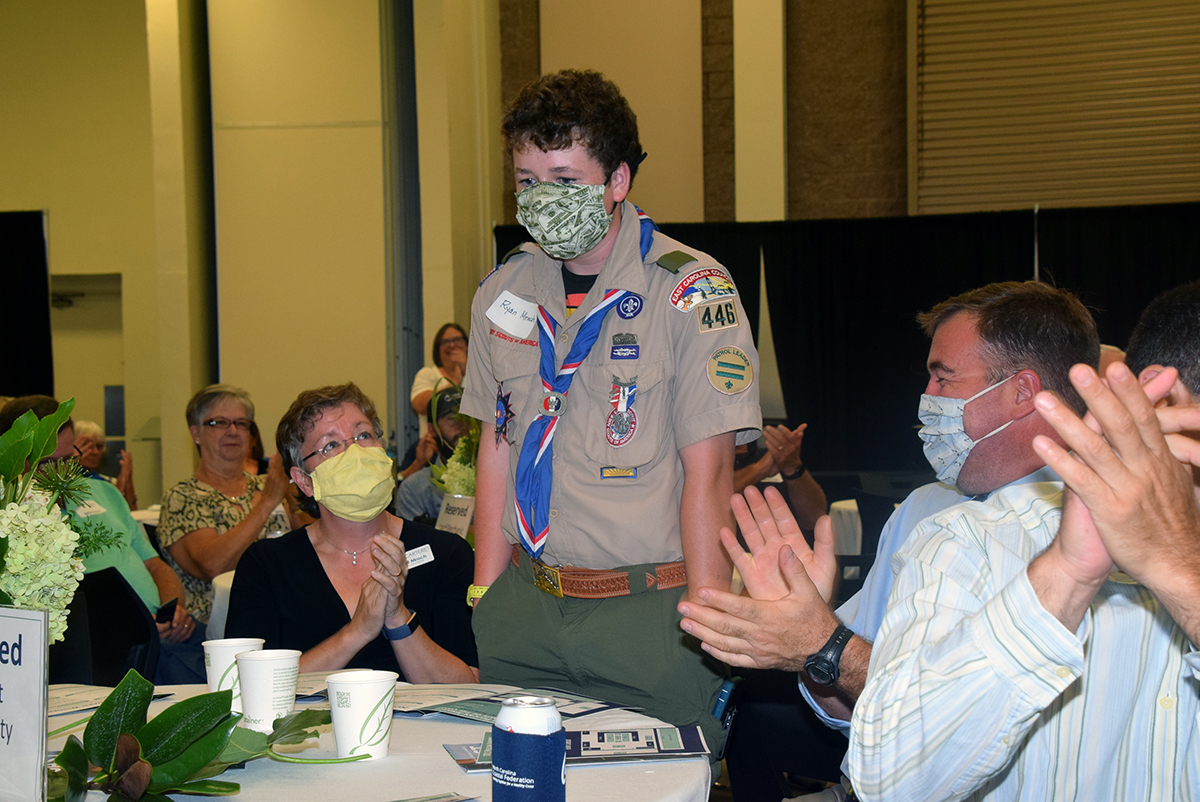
[156,597,178,624]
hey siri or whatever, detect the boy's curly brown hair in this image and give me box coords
[502,70,643,186]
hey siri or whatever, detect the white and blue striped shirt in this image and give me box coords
[850,481,1200,801]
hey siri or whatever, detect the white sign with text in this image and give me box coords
[436,495,475,539]
[0,607,48,802]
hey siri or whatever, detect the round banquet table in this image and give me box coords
[48,685,712,802]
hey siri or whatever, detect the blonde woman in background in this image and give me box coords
[74,419,138,510]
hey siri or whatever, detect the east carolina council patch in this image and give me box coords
[707,346,753,394]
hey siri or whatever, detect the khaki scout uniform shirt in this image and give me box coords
[462,201,761,570]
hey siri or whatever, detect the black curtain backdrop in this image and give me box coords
[492,201,1198,476]
[759,211,1036,473]
[2,211,54,398]
[1038,202,1200,347]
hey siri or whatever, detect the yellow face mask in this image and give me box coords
[309,444,395,522]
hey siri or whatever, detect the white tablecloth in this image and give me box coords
[828,499,862,555]
[208,570,235,639]
[49,685,711,802]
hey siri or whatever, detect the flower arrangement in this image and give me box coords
[429,398,481,498]
[0,398,117,642]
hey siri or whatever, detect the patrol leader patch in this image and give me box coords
[696,300,739,333]
[707,346,754,394]
[670,268,737,313]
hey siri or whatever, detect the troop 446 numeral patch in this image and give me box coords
[696,300,739,333]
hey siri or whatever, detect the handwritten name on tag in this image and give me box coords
[485,291,537,339]
[405,544,435,569]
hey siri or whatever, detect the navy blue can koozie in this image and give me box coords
[492,696,565,801]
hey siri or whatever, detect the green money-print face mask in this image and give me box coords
[515,181,613,261]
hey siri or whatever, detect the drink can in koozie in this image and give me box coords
[492,696,565,801]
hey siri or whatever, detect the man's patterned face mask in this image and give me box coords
[515,181,613,261]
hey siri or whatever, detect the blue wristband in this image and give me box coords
[382,610,420,641]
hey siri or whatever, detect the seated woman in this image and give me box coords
[410,322,467,419]
[158,384,290,623]
[74,419,139,510]
[226,382,477,681]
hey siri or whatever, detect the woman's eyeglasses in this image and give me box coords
[303,431,380,463]
[203,417,253,431]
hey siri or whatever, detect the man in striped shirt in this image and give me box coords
[679,281,1098,799]
[850,281,1200,800]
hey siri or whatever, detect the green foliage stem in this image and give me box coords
[83,670,154,772]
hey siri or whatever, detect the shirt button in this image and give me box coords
[1001,736,1009,745]
[559,332,568,342]
[549,509,558,518]
[1055,666,1071,679]
[1160,696,1174,710]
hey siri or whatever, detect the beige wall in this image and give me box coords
[0,0,165,501]
[206,0,390,444]
[413,0,505,353]
[48,276,125,429]
[539,0,704,223]
[147,0,216,494]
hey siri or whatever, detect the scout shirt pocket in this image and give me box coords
[489,338,540,446]
[579,360,667,468]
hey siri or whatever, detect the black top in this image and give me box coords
[226,520,478,676]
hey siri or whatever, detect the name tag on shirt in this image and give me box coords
[74,499,107,518]
[405,543,434,569]
[486,290,538,339]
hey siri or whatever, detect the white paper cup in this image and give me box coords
[202,637,264,713]
[326,670,399,759]
[236,649,301,733]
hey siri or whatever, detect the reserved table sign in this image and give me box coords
[0,607,48,802]
[436,495,474,539]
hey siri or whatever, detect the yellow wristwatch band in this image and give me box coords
[467,584,489,607]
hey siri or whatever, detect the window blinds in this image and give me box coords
[909,0,1200,214]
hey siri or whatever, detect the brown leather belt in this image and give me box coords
[512,545,687,599]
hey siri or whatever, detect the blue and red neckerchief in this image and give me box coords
[511,209,658,559]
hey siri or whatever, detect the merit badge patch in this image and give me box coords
[495,384,515,445]
[606,377,638,447]
[617,294,643,319]
[670,268,736,313]
[707,346,754,394]
[696,300,739,333]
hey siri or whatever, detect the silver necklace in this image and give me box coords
[334,545,361,565]
[319,529,375,565]
[316,528,381,566]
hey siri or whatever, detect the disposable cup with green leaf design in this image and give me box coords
[326,670,399,759]
[202,637,263,713]
[236,649,301,734]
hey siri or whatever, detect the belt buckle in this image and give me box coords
[532,560,564,598]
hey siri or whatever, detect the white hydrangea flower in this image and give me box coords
[441,461,476,497]
[0,500,85,643]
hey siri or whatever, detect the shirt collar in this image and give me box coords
[531,200,650,320]
[970,465,1061,502]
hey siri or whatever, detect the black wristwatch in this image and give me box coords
[780,462,807,481]
[804,624,853,686]
[383,610,420,641]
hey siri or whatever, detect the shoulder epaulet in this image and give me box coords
[654,250,698,274]
[480,245,531,286]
